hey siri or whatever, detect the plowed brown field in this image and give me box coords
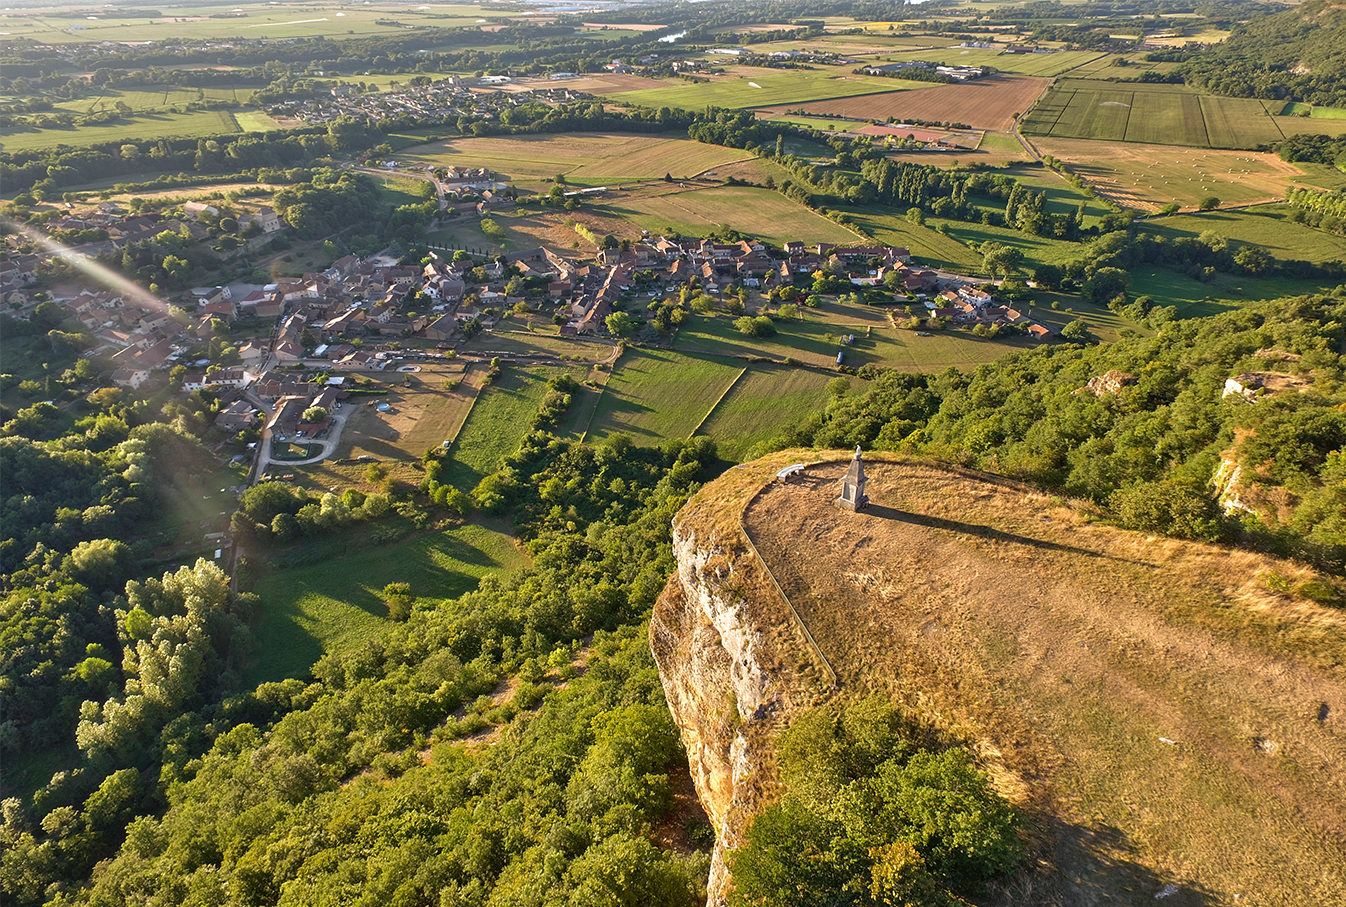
[756,74,1049,132]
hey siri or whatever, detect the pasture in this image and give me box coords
[1282,104,1346,120]
[695,365,835,461]
[1142,206,1346,264]
[584,348,742,444]
[1032,138,1311,211]
[0,109,240,152]
[438,365,588,491]
[246,522,526,685]
[401,133,750,190]
[601,65,924,110]
[756,75,1050,133]
[1023,80,1291,148]
[601,184,860,246]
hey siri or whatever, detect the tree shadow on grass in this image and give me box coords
[863,503,1152,566]
[589,384,656,438]
[1020,818,1217,907]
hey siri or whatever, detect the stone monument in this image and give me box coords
[836,445,869,512]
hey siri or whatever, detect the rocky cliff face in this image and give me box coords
[652,528,769,905]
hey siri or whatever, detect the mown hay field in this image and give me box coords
[755,75,1050,132]
[401,133,750,189]
[602,65,923,110]
[601,184,860,246]
[1022,80,1286,148]
[1032,138,1311,211]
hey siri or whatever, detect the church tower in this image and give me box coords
[837,445,869,512]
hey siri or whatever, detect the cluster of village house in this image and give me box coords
[18,223,1063,440]
[270,79,592,126]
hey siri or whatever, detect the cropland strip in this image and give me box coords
[755,75,1050,132]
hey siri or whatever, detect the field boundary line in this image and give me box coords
[690,366,748,436]
[439,363,483,452]
[740,489,838,690]
[576,348,622,443]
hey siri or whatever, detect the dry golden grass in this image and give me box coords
[675,452,1346,905]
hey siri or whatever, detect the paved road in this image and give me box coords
[252,408,352,482]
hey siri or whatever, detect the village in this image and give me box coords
[9,207,1064,470]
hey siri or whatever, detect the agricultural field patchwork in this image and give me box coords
[695,366,834,461]
[584,348,743,444]
[0,1,491,43]
[1022,80,1288,148]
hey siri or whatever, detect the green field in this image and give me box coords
[438,365,584,491]
[246,522,526,684]
[0,2,491,43]
[585,348,742,444]
[602,185,860,246]
[1022,80,1286,149]
[1282,103,1346,119]
[1142,206,1346,264]
[874,47,1107,78]
[0,109,240,152]
[602,66,925,110]
[696,366,834,460]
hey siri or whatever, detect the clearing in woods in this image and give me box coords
[686,453,1346,905]
[755,75,1050,132]
[246,522,527,686]
[1031,138,1315,211]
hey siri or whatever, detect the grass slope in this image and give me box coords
[585,348,742,444]
[245,522,526,685]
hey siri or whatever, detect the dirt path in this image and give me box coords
[742,460,1346,905]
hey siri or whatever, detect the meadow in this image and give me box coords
[1142,206,1346,264]
[245,522,526,685]
[694,366,834,461]
[871,46,1108,78]
[1022,80,1287,148]
[438,365,588,491]
[583,348,742,444]
[0,109,240,152]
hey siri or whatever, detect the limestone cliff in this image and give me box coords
[653,452,1346,906]
[650,455,824,905]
